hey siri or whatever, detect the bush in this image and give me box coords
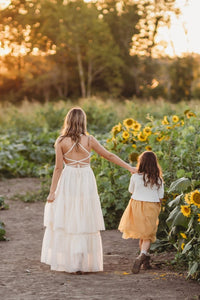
[0,196,9,241]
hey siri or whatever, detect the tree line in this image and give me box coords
[0,0,200,103]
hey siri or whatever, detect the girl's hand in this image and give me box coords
[47,192,55,203]
[130,167,137,174]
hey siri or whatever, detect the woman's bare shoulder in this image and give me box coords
[55,136,71,147]
[88,134,97,143]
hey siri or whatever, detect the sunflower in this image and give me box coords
[162,116,169,125]
[143,127,151,136]
[129,152,139,163]
[145,145,152,151]
[181,205,191,217]
[180,233,187,239]
[181,243,185,251]
[123,118,135,128]
[172,115,179,123]
[138,132,147,142]
[184,193,192,205]
[117,123,122,131]
[190,190,200,208]
[180,120,184,126]
[122,131,130,140]
[132,131,139,137]
[172,193,179,198]
[198,214,200,222]
[157,135,164,142]
[112,123,122,136]
[132,122,141,131]
[186,111,196,119]
[132,144,137,149]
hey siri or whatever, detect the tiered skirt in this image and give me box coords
[41,165,105,272]
[118,199,161,243]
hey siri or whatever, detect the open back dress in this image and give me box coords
[41,138,105,272]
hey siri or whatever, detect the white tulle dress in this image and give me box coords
[41,142,105,273]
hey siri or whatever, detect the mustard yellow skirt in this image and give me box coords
[118,199,161,243]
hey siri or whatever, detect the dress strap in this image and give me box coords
[63,140,91,167]
[64,142,76,156]
[78,143,90,155]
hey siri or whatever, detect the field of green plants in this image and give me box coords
[0,98,200,280]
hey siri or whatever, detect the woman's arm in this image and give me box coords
[91,136,136,173]
[47,140,63,203]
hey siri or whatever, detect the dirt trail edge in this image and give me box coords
[0,179,199,300]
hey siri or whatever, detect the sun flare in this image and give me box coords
[0,0,11,10]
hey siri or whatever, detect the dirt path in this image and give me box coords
[0,179,199,300]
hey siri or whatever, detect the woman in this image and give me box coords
[41,107,135,273]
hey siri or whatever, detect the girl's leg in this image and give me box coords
[132,239,151,274]
[141,239,151,254]
[139,239,143,251]
[141,239,151,270]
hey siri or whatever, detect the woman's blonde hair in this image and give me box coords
[59,107,87,147]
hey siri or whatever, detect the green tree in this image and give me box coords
[0,0,123,100]
[97,0,140,96]
[32,0,123,97]
[169,56,195,102]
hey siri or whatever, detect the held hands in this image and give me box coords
[129,166,137,174]
[47,192,55,203]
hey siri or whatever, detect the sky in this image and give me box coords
[0,0,200,57]
[157,0,200,56]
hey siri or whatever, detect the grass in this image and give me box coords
[1,97,199,132]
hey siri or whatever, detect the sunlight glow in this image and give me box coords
[0,0,200,58]
[0,0,10,10]
[157,0,200,56]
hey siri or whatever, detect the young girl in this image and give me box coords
[118,151,164,274]
[41,107,135,274]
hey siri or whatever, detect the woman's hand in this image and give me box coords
[129,166,137,174]
[47,192,55,203]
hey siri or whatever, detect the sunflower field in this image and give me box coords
[1,99,200,279]
[92,110,200,280]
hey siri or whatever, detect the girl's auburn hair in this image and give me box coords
[59,107,87,147]
[137,151,163,188]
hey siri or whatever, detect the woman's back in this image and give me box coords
[60,135,91,166]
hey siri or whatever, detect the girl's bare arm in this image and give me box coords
[47,141,63,202]
[91,136,136,173]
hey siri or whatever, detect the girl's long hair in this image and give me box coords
[137,151,163,188]
[59,107,87,148]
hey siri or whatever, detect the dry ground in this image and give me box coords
[0,178,200,300]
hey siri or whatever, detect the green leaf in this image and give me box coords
[188,261,199,276]
[168,177,191,193]
[182,241,192,254]
[168,194,183,208]
[172,211,188,227]
[0,221,6,241]
[186,215,195,233]
[176,169,185,178]
[166,206,180,227]
[166,207,188,228]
